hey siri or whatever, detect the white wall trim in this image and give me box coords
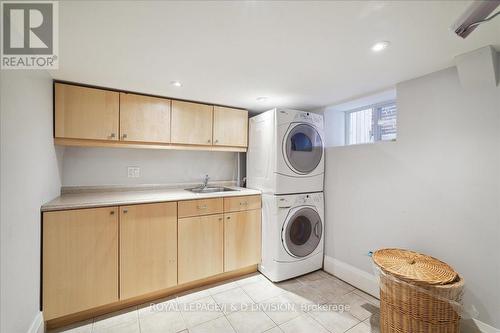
[323,255,379,298]
[467,319,500,333]
[27,312,44,333]
[323,256,500,333]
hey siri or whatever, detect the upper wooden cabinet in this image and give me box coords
[54,83,248,151]
[119,202,177,299]
[42,207,119,320]
[119,93,171,143]
[171,100,213,145]
[55,83,119,140]
[213,106,248,147]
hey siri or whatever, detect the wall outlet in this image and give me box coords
[127,167,140,178]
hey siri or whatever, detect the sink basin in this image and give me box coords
[186,187,238,194]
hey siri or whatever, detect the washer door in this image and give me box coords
[282,207,322,258]
[284,124,323,174]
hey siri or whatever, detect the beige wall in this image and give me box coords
[61,148,239,187]
[323,66,500,328]
[1,71,62,332]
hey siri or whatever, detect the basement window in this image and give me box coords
[345,101,397,145]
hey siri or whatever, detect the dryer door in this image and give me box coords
[283,123,323,174]
[282,207,322,258]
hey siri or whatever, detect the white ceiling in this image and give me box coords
[51,1,500,112]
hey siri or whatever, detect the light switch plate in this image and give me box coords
[127,167,140,178]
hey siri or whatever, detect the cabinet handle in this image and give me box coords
[215,139,219,143]
[110,133,116,138]
[240,202,248,206]
[207,139,211,143]
[123,209,128,213]
[122,134,127,139]
[219,217,223,221]
[227,216,231,220]
[197,205,208,209]
[110,210,115,215]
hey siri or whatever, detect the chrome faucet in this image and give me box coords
[202,174,209,188]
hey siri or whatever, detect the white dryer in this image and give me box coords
[247,108,324,195]
[259,192,324,282]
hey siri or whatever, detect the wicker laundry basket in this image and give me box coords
[373,249,464,333]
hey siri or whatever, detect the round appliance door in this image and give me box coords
[282,207,322,258]
[284,124,323,174]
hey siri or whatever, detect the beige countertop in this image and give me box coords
[41,186,261,212]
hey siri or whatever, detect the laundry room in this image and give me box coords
[1,1,500,333]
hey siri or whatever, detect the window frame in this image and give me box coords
[344,100,396,145]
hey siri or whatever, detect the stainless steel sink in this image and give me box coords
[185,186,238,194]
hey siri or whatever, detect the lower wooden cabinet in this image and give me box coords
[42,207,119,320]
[178,214,224,284]
[224,209,262,272]
[42,195,261,322]
[119,202,177,299]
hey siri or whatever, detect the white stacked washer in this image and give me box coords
[247,108,325,282]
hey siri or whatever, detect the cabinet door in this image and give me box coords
[120,202,177,299]
[42,207,119,320]
[119,93,171,143]
[55,83,119,140]
[171,100,213,145]
[224,210,262,272]
[213,106,248,147]
[178,214,223,284]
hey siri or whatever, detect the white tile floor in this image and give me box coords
[49,270,380,333]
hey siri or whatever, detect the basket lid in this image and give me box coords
[373,248,458,285]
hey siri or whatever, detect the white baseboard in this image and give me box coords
[28,312,44,333]
[463,319,500,333]
[323,255,379,298]
[323,255,500,333]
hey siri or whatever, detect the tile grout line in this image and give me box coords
[221,306,238,333]
[183,295,225,331]
[220,280,280,333]
[57,270,378,333]
[303,311,339,333]
[238,277,292,331]
[344,320,368,333]
[136,307,141,333]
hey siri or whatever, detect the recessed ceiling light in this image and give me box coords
[371,41,390,52]
[256,96,268,102]
[170,81,182,87]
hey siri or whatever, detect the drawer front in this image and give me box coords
[224,195,261,212]
[178,198,223,218]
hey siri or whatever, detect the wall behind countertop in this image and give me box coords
[61,147,239,187]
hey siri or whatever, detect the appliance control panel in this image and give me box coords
[277,109,324,129]
[276,193,323,207]
[294,112,323,127]
[277,197,293,208]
